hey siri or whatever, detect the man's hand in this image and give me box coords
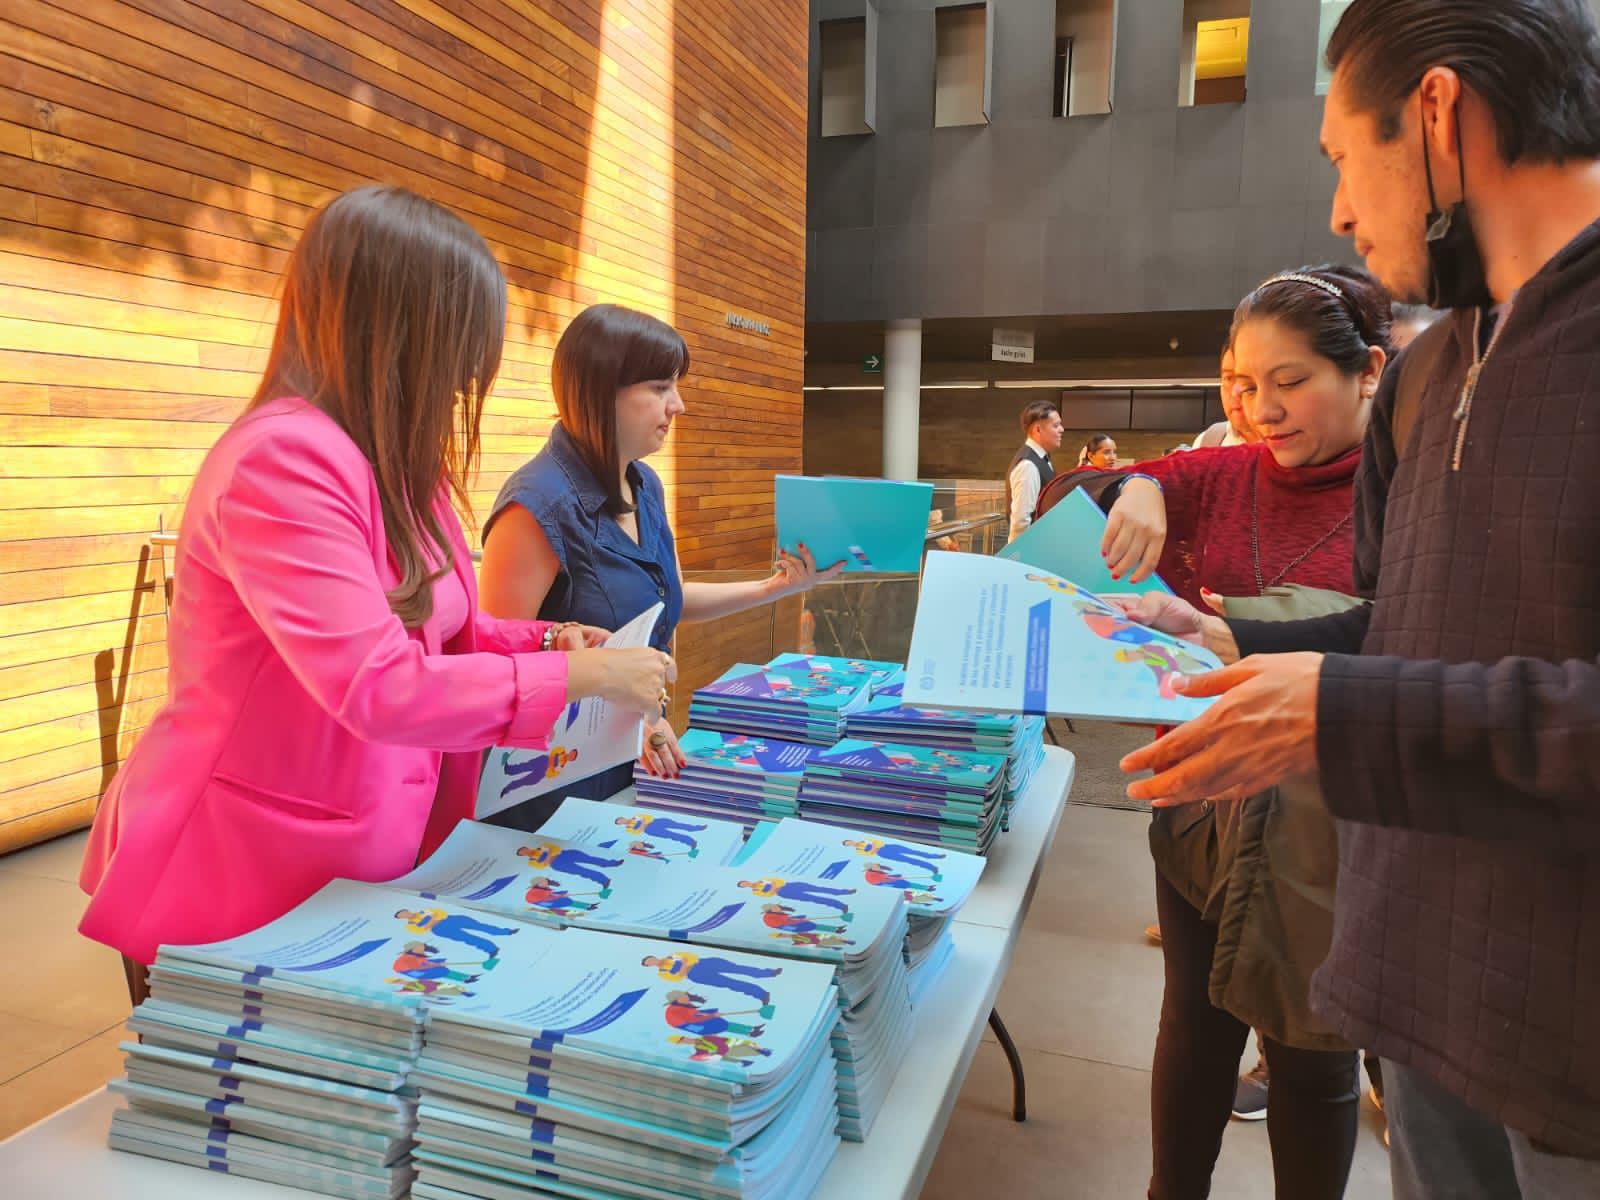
[1120,653,1324,805]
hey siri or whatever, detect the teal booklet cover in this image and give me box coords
[997,485,1173,597]
[905,551,1220,723]
[774,475,935,574]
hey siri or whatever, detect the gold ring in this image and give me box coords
[658,688,671,708]
[648,731,669,748]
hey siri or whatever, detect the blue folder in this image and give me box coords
[996,485,1173,596]
[774,476,936,574]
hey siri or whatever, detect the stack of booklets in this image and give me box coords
[390,802,914,1142]
[108,877,846,1200]
[110,897,436,1197]
[794,738,1008,855]
[409,914,842,1200]
[688,661,879,747]
[842,683,1048,827]
[765,654,905,695]
[733,817,987,1007]
[634,729,821,830]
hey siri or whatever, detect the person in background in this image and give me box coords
[1005,400,1064,543]
[1114,2,1600,1194]
[1193,345,1260,448]
[76,187,672,1001]
[1077,433,1119,469]
[1040,264,1392,1200]
[1388,301,1441,351]
[478,304,842,830]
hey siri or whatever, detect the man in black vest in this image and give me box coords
[1005,400,1063,543]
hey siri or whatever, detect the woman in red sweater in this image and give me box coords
[1037,264,1391,1200]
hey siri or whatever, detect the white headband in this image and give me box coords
[1259,272,1347,302]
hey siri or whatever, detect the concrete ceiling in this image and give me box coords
[804,309,1236,366]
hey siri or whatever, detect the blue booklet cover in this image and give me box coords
[905,551,1220,723]
[533,799,748,868]
[807,738,1005,794]
[765,653,905,695]
[997,486,1173,597]
[774,476,935,574]
[734,818,985,918]
[677,729,819,780]
[697,664,874,713]
[161,879,839,1089]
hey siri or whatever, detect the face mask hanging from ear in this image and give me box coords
[1421,95,1494,309]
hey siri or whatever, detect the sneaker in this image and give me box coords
[1144,923,1162,945]
[1231,1064,1269,1121]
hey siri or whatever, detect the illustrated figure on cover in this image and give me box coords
[663,990,767,1038]
[522,876,600,915]
[393,908,519,964]
[389,941,481,993]
[862,863,939,906]
[668,1033,773,1065]
[760,903,849,937]
[842,837,946,878]
[517,843,626,895]
[737,875,857,914]
[641,950,784,1008]
[614,812,706,855]
[497,746,580,799]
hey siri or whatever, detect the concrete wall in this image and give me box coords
[807,0,1353,323]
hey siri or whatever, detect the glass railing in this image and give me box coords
[671,479,1006,713]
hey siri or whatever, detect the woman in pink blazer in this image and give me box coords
[79,186,673,987]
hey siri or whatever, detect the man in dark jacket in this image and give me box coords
[1117,2,1600,1195]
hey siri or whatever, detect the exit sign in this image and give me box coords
[862,354,883,373]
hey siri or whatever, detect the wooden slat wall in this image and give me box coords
[0,0,807,853]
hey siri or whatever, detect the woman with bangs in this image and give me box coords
[79,188,672,997]
[478,305,841,827]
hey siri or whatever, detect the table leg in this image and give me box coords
[988,1007,1026,1122]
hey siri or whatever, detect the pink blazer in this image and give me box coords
[80,398,568,964]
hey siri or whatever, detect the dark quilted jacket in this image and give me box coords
[1233,220,1600,1156]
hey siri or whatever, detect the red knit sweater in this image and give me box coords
[1037,445,1360,607]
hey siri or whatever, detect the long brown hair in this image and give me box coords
[552,304,689,516]
[251,185,507,627]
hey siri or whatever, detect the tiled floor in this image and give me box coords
[0,732,1392,1196]
[0,830,130,1140]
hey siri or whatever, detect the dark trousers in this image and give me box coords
[1387,1061,1600,1200]
[1149,869,1360,1200]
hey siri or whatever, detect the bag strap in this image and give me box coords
[1390,316,1453,456]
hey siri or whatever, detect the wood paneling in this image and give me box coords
[0,0,807,852]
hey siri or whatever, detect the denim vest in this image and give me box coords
[485,423,684,651]
[482,424,685,827]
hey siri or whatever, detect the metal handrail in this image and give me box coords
[151,512,1009,568]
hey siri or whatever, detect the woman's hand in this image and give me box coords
[767,542,846,598]
[565,647,677,716]
[1102,478,1167,584]
[1105,592,1241,665]
[550,623,612,651]
[638,716,687,779]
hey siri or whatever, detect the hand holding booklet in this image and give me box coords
[475,604,663,819]
[774,475,935,574]
[998,486,1173,596]
[904,551,1221,723]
